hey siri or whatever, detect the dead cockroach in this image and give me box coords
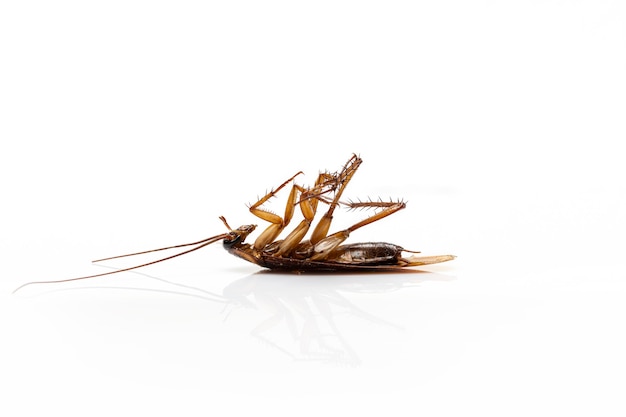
[14,154,454,292]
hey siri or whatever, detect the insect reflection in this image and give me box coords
[28,267,453,366]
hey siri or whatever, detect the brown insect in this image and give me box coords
[15,154,454,292]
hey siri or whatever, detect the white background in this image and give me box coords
[1,1,625,416]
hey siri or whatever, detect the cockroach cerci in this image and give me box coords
[15,154,454,292]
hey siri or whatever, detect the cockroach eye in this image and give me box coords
[223,233,242,249]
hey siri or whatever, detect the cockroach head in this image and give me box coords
[221,218,257,248]
[223,225,256,248]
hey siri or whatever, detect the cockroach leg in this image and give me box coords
[249,171,303,250]
[251,165,347,255]
[345,200,406,233]
[310,200,406,261]
[310,154,363,244]
[273,185,317,256]
[273,171,340,256]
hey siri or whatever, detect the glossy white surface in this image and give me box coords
[2,1,625,416]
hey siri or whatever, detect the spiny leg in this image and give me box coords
[273,185,318,256]
[344,200,406,232]
[252,154,364,256]
[310,154,363,244]
[303,171,337,212]
[273,172,339,256]
[310,200,406,261]
[250,172,303,250]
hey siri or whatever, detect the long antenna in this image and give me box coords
[92,236,225,263]
[12,233,229,293]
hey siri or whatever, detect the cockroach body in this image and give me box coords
[14,154,454,292]
[226,229,453,272]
